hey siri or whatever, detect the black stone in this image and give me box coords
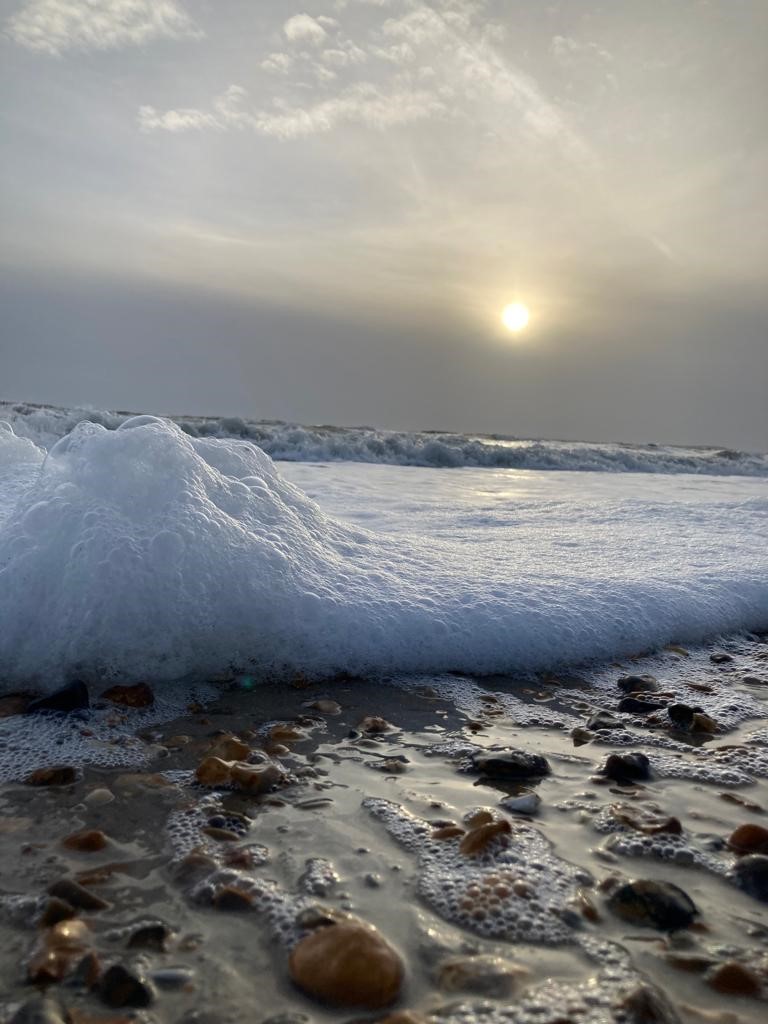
[99,964,155,1008]
[470,749,551,779]
[732,854,768,903]
[617,674,659,694]
[26,680,89,715]
[601,751,651,782]
[618,697,665,714]
[668,703,696,729]
[710,653,733,664]
[607,879,698,931]
[48,878,109,911]
[126,922,171,951]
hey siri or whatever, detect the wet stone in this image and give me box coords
[587,710,623,731]
[8,996,67,1024]
[25,766,77,787]
[469,749,550,779]
[288,918,404,1009]
[731,853,768,902]
[618,696,665,714]
[601,751,651,783]
[62,829,109,853]
[668,703,696,729]
[26,680,89,715]
[99,963,155,1008]
[126,921,171,950]
[710,653,734,664]
[727,823,768,855]
[39,897,77,927]
[100,682,154,708]
[436,953,528,998]
[606,878,698,930]
[213,886,254,910]
[617,674,659,694]
[707,960,762,996]
[500,791,541,815]
[48,879,109,912]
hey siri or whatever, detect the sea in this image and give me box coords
[0,399,766,689]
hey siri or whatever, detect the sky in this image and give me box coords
[1,0,766,449]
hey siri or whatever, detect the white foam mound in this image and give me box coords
[0,415,767,688]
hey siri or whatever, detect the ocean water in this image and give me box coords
[0,402,766,690]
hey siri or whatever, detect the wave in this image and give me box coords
[0,414,766,689]
[2,400,767,476]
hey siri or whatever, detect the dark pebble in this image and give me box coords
[39,897,76,927]
[618,697,665,714]
[619,984,681,1024]
[731,853,768,902]
[99,964,155,1008]
[601,752,651,782]
[25,766,77,787]
[607,878,698,931]
[668,703,696,729]
[617,675,659,694]
[470,749,551,779]
[586,710,623,731]
[710,653,733,664]
[127,922,172,951]
[48,879,109,912]
[26,681,89,715]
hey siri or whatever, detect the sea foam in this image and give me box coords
[0,415,766,689]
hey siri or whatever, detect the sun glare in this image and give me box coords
[502,302,530,332]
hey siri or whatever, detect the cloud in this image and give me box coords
[283,13,327,46]
[138,82,446,139]
[5,0,200,55]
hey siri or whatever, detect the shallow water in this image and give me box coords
[2,639,767,1022]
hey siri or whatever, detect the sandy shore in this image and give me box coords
[1,637,767,1023]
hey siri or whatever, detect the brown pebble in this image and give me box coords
[230,761,283,794]
[26,766,76,787]
[464,809,495,829]
[289,919,403,1009]
[459,820,511,857]
[432,825,466,840]
[308,699,342,714]
[27,919,90,983]
[0,693,34,717]
[195,756,232,787]
[727,824,768,855]
[213,886,254,911]
[707,961,761,996]
[719,793,763,813]
[692,713,718,734]
[358,715,394,734]
[99,963,155,1008]
[100,683,154,708]
[270,723,305,743]
[206,735,250,761]
[202,826,241,842]
[127,923,171,951]
[62,830,109,853]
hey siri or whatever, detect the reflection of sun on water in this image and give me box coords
[502,302,530,332]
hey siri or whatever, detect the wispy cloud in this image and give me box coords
[5,0,200,55]
[138,81,446,138]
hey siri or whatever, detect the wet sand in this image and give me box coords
[1,637,767,1023]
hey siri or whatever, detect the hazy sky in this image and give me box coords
[1,0,766,448]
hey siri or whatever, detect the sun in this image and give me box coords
[501,302,530,332]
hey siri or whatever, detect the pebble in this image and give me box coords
[359,715,395,734]
[617,675,659,693]
[619,984,682,1024]
[606,878,698,930]
[39,897,77,927]
[25,766,77,787]
[710,653,733,664]
[99,964,156,1008]
[48,879,109,912]
[308,699,342,714]
[151,966,196,990]
[84,787,115,806]
[26,680,89,715]
[100,682,154,708]
[732,853,768,902]
[62,829,109,853]
[500,791,541,815]
[27,919,91,983]
[469,749,551,779]
[692,712,718,733]
[706,961,762,996]
[0,693,33,717]
[586,710,622,731]
[618,696,665,714]
[288,918,403,1009]
[600,751,651,782]
[213,886,254,910]
[668,703,698,728]
[571,727,593,746]
[436,953,528,998]
[727,824,768,855]
[127,922,171,950]
[459,819,511,857]
[206,735,251,761]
